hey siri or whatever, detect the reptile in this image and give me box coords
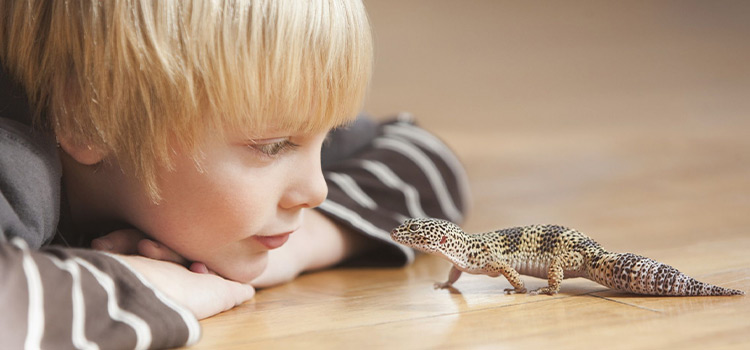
[390,218,744,296]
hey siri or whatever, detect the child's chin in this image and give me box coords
[212,252,268,284]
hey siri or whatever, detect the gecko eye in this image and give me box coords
[407,223,422,232]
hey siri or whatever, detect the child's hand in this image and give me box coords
[119,255,254,319]
[93,230,252,318]
[92,229,216,274]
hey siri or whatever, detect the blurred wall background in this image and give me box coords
[363,0,749,129]
[362,0,750,245]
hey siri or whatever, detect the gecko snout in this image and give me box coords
[390,228,402,239]
[390,226,407,242]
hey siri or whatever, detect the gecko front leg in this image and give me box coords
[434,265,462,289]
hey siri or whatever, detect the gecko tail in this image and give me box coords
[593,253,744,296]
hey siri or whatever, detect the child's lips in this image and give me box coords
[253,231,293,250]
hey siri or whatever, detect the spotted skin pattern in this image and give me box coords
[390,218,744,296]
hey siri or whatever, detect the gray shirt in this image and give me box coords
[0,117,61,247]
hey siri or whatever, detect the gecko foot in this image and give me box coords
[434,282,453,290]
[503,287,527,294]
[530,287,558,295]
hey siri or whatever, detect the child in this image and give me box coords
[0,0,469,348]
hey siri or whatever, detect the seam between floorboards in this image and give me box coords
[588,294,663,313]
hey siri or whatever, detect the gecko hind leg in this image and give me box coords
[530,252,584,295]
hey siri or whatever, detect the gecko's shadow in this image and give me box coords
[444,286,463,295]
[436,285,470,310]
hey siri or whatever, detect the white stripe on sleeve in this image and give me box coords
[106,254,202,347]
[318,200,415,263]
[74,258,153,350]
[372,137,464,222]
[358,160,429,218]
[383,122,472,207]
[325,172,378,210]
[47,256,99,350]
[11,238,45,350]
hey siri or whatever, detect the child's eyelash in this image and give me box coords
[250,140,299,157]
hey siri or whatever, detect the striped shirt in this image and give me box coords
[0,114,469,349]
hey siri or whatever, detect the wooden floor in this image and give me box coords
[190,1,750,349]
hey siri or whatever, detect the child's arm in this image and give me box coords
[0,233,254,348]
[0,237,195,348]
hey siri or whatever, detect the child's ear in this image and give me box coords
[57,134,107,165]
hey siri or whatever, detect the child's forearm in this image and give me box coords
[119,255,254,318]
[0,237,204,348]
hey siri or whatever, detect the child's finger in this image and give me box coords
[91,229,145,254]
[137,239,190,266]
[189,262,219,276]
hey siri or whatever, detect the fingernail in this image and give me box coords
[91,238,113,251]
[190,262,209,274]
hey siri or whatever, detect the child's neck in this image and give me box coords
[58,149,132,241]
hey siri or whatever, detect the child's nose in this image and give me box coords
[280,155,328,210]
[300,165,328,208]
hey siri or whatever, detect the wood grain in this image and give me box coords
[187,1,750,348]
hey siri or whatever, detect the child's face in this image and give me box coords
[123,127,330,283]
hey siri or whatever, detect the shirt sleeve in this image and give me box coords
[316,114,471,266]
[0,117,200,349]
[0,238,201,349]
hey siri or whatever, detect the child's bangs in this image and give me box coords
[199,0,373,138]
[2,0,373,201]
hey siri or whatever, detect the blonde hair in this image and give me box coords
[0,0,372,200]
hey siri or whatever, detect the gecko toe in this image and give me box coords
[504,287,527,294]
[530,287,559,295]
[434,282,452,290]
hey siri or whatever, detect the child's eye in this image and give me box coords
[248,139,299,157]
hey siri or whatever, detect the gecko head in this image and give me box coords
[390,218,463,253]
